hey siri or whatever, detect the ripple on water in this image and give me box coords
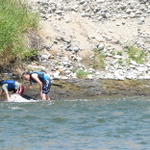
[51,117,68,123]
[112,111,124,116]
[21,115,41,120]
[0,114,11,120]
[96,118,106,124]
[9,106,25,111]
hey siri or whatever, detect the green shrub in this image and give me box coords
[76,69,91,78]
[116,51,123,56]
[125,46,146,64]
[118,58,124,65]
[0,0,38,67]
[93,48,106,70]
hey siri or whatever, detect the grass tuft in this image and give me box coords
[125,46,146,64]
[76,69,91,78]
[93,48,106,70]
[0,0,38,68]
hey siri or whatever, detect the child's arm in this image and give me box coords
[2,84,10,101]
[31,73,43,94]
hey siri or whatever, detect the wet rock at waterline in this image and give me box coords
[23,79,150,100]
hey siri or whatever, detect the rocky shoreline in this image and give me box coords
[1,71,150,100]
[22,79,150,100]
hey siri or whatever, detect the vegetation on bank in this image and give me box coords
[76,69,91,78]
[115,45,147,66]
[125,46,146,64]
[81,48,106,72]
[93,48,106,70]
[0,0,38,70]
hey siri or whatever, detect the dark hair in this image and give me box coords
[22,72,30,76]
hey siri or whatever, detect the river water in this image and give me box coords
[0,96,150,150]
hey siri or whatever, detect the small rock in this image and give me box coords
[97,43,105,50]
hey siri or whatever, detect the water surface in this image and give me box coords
[0,96,150,150]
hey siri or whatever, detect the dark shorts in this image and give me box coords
[42,79,51,94]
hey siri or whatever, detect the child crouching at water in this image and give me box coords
[22,71,51,101]
[0,80,24,101]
